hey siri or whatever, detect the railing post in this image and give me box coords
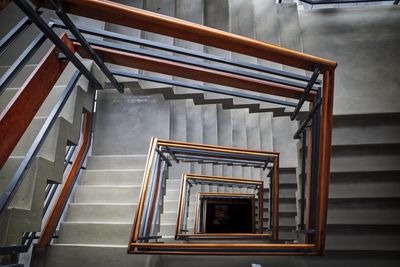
[315,70,334,255]
[272,156,279,240]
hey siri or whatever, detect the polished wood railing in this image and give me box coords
[0,33,73,169]
[1,0,336,255]
[128,139,292,254]
[33,0,336,72]
[192,192,258,237]
[176,176,266,239]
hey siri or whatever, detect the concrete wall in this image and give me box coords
[299,5,400,115]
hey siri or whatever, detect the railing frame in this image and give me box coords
[176,177,265,239]
[0,0,336,256]
[129,139,285,254]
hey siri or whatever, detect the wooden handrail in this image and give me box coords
[175,174,266,239]
[157,139,280,157]
[129,137,158,243]
[130,242,315,249]
[315,70,335,255]
[272,157,280,240]
[193,192,257,236]
[37,112,92,248]
[184,174,265,185]
[33,0,337,72]
[0,33,73,169]
[73,43,316,101]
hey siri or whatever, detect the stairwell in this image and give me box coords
[0,0,399,266]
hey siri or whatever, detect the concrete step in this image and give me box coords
[139,0,174,90]
[170,100,187,142]
[104,0,143,84]
[264,185,297,199]
[57,222,132,246]
[172,0,206,97]
[217,105,233,177]
[163,200,180,213]
[166,179,183,188]
[276,3,306,114]
[201,104,220,176]
[73,186,141,204]
[253,0,285,110]
[259,112,274,151]
[86,155,147,170]
[65,203,137,223]
[229,0,260,107]
[330,144,400,173]
[246,113,261,180]
[328,199,400,225]
[160,211,179,223]
[185,100,203,174]
[326,225,400,251]
[32,244,156,267]
[279,168,298,184]
[329,171,400,199]
[160,223,180,236]
[79,169,144,186]
[332,114,400,146]
[231,109,248,178]
[203,0,243,106]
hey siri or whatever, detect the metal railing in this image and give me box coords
[0,0,336,256]
[293,0,398,5]
[129,138,287,254]
[0,10,96,253]
[176,176,268,240]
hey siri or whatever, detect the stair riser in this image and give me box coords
[86,156,147,170]
[66,204,137,223]
[73,187,141,204]
[57,223,132,245]
[79,170,144,186]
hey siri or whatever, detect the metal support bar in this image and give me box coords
[155,148,172,167]
[300,129,307,229]
[0,16,31,57]
[111,69,297,107]
[291,66,320,120]
[78,36,311,90]
[394,0,399,4]
[0,71,82,215]
[166,147,272,162]
[51,20,321,85]
[43,184,59,215]
[308,93,321,242]
[51,0,124,93]
[13,0,102,90]
[0,32,47,95]
[293,98,322,139]
[300,0,393,4]
[163,147,179,163]
[175,155,265,168]
[137,236,162,240]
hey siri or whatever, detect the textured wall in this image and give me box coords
[300,5,400,115]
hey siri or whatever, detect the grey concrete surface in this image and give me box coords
[1,0,398,266]
[300,5,400,115]
[92,92,170,155]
